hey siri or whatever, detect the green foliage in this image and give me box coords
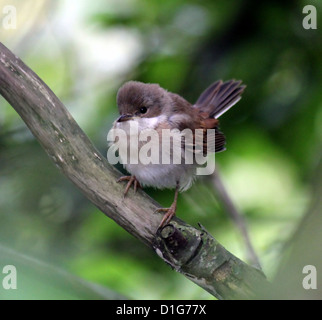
[0,0,321,299]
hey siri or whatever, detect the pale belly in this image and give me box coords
[109,117,197,191]
[124,162,195,191]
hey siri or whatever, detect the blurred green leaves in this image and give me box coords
[0,245,126,300]
[0,0,321,299]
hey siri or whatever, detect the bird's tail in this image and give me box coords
[194,80,246,119]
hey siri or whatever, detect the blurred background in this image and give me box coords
[0,0,321,299]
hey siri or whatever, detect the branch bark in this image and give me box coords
[0,42,268,299]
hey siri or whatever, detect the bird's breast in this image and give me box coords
[108,115,196,191]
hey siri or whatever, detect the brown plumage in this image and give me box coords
[111,79,245,228]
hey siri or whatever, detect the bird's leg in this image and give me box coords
[156,182,180,228]
[117,175,141,197]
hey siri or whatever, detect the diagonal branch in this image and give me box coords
[0,42,268,299]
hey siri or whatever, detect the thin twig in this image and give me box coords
[211,169,262,269]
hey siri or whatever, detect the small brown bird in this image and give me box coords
[109,80,245,228]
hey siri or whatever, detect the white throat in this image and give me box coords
[115,114,167,132]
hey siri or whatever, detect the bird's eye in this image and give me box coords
[139,106,147,114]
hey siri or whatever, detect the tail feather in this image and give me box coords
[194,80,245,119]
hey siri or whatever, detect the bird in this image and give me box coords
[108,80,245,228]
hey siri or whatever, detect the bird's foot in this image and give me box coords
[155,203,177,228]
[117,175,141,197]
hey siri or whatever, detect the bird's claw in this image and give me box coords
[155,205,177,229]
[117,175,141,197]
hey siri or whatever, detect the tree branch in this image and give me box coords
[0,42,268,299]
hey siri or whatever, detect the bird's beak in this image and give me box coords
[117,114,133,122]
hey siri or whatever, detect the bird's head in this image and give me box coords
[116,81,171,122]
